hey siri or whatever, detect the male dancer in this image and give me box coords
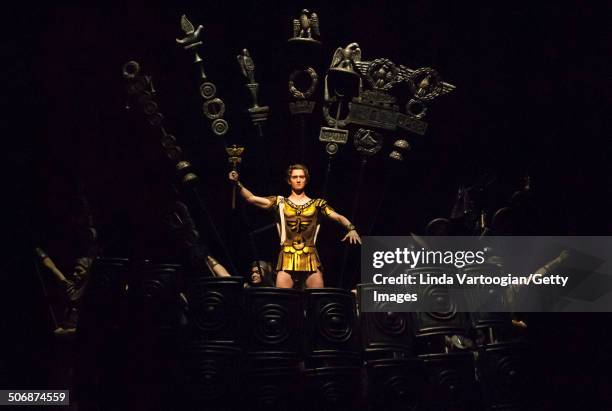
[229,164,361,288]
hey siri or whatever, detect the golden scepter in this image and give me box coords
[226,145,245,209]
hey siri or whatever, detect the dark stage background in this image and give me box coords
[3,1,610,408]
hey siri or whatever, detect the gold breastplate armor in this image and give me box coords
[272,197,335,272]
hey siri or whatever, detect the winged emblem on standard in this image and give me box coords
[292,9,320,40]
[330,43,362,72]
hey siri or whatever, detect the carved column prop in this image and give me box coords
[287,9,322,161]
[237,49,269,137]
[225,145,244,210]
[176,15,230,138]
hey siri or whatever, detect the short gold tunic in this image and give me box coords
[265,196,335,272]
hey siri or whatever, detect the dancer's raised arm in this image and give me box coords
[228,171,273,209]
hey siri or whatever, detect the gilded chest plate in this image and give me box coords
[283,198,318,217]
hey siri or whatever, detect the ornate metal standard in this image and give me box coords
[286,9,324,161]
[318,42,362,159]
[323,46,455,137]
[176,14,229,137]
[319,92,350,157]
[314,45,361,194]
[314,43,361,164]
[237,49,269,136]
[122,60,198,186]
[226,145,245,210]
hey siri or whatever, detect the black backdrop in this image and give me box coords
[3,0,611,407]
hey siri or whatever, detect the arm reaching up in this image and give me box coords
[228,171,274,209]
